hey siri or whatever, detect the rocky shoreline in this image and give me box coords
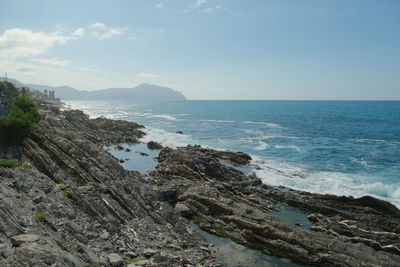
[1,109,400,266]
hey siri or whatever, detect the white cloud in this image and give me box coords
[32,57,70,67]
[199,5,227,16]
[16,64,34,73]
[156,3,163,8]
[128,36,138,40]
[200,8,213,15]
[89,22,106,30]
[0,59,34,76]
[72,28,85,39]
[77,66,98,73]
[196,0,208,6]
[136,73,160,79]
[0,28,83,58]
[0,58,121,91]
[89,22,125,40]
[184,1,226,16]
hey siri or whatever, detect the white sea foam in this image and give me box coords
[241,129,265,136]
[199,119,236,123]
[251,156,400,208]
[243,121,284,129]
[150,114,178,121]
[350,157,377,168]
[241,129,305,141]
[274,145,302,152]
[351,138,400,145]
[141,127,193,148]
[254,141,269,151]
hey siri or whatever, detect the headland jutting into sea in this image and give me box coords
[1,105,400,266]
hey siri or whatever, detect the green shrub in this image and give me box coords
[56,183,68,190]
[62,189,69,197]
[56,184,69,197]
[22,163,32,169]
[34,213,46,220]
[0,159,20,168]
[0,96,41,145]
[13,96,41,123]
[0,82,19,99]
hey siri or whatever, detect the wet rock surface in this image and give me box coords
[0,109,399,266]
[147,141,162,150]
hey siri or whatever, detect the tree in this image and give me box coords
[0,96,41,145]
[13,96,41,123]
[20,86,31,97]
[0,81,19,99]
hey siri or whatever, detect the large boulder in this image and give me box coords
[147,141,162,150]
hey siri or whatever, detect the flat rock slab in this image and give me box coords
[108,253,124,266]
[11,234,39,247]
[135,260,151,266]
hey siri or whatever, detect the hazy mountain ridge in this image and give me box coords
[1,78,187,101]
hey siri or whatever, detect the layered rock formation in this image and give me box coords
[152,145,400,266]
[1,111,212,266]
[1,110,400,266]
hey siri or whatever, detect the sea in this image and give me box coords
[65,100,400,209]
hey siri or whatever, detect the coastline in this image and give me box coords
[64,99,400,210]
[1,108,400,266]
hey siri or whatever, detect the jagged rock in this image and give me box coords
[139,152,149,156]
[0,110,208,266]
[175,203,192,218]
[99,230,110,240]
[143,248,158,258]
[382,245,400,255]
[107,253,123,266]
[0,243,12,258]
[355,195,400,217]
[1,109,400,267]
[147,141,162,150]
[124,251,137,258]
[150,145,400,266]
[11,234,39,247]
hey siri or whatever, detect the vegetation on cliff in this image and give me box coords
[0,82,41,145]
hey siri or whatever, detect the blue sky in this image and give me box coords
[0,0,399,100]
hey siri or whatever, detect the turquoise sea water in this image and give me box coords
[65,100,400,208]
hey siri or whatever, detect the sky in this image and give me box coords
[0,0,399,100]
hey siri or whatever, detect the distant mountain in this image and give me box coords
[1,77,26,88]
[1,78,187,101]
